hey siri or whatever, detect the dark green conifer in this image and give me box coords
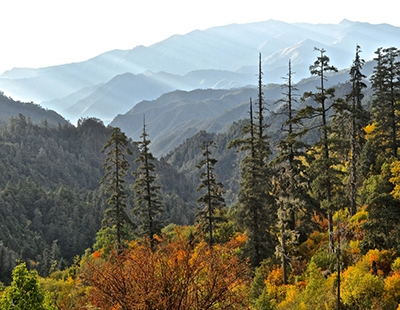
[195,141,226,246]
[273,60,312,283]
[297,47,340,253]
[228,54,276,267]
[370,47,400,157]
[101,127,133,252]
[133,117,163,251]
[332,45,369,215]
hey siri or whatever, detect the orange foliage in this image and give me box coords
[312,212,329,231]
[384,271,400,304]
[267,268,284,287]
[265,267,287,303]
[81,234,251,310]
[92,251,101,259]
[298,231,328,261]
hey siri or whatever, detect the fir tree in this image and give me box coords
[133,117,163,251]
[332,45,369,215]
[297,47,340,253]
[273,60,312,283]
[370,47,400,157]
[359,47,400,254]
[228,54,276,267]
[101,127,133,252]
[195,141,226,246]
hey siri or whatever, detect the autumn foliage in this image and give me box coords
[80,233,251,309]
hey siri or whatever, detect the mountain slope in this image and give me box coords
[0,91,67,126]
[42,69,255,124]
[0,19,398,125]
[110,88,258,156]
[110,60,374,157]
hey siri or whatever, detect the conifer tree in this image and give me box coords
[359,47,400,253]
[297,47,340,253]
[228,54,276,267]
[347,45,369,215]
[195,141,226,246]
[273,60,312,283]
[370,47,400,157]
[133,117,163,251]
[332,45,369,215]
[101,127,133,252]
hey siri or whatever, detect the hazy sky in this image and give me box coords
[0,0,397,74]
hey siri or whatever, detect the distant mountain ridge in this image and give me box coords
[0,19,398,124]
[110,64,374,157]
[0,92,67,127]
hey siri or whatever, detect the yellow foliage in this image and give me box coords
[276,285,302,310]
[266,268,284,287]
[390,160,400,199]
[349,240,360,255]
[235,232,248,244]
[300,261,335,309]
[384,271,400,303]
[364,122,376,135]
[349,207,368,227]
[265,268,286,304]
[298,155,309,167]
[341,265,384,308]
[392,257,400,272]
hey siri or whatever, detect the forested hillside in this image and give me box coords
[2,46,400,310]
[0,116,197,284]
[0,92,67,127]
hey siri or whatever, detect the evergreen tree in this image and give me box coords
[332,45,369,215]
[228,54,276,267]
[133,117,163,251]
[195,141,226,246]
[101,127,133,252]
[347,45,369,215]
[297,47,340,253]
[370,47,400,157]
[360,161,400,253]
[273,60,312,283]
[359,47,400,253]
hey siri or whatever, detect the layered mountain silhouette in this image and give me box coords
[0,19,397,134]
[0,92,67,127]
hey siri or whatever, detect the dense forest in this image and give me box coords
[0,115,197,283]
[1,45,400,309]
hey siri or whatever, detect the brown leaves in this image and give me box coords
[81,234,250,310]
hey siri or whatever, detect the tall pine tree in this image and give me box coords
[370,47,400,157]
[195,141,226,246]
[332,45,369,215]
[101,127,133,252]
[133,117,163,251]
[359,47,400,253]
[228,54,276,268]
[273,60,313,283]
[297,47,340,253]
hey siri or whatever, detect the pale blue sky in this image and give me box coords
[0,0,396,74]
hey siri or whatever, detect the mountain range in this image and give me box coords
[0,19,398,151]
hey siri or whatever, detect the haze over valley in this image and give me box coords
[0,19,397,131]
